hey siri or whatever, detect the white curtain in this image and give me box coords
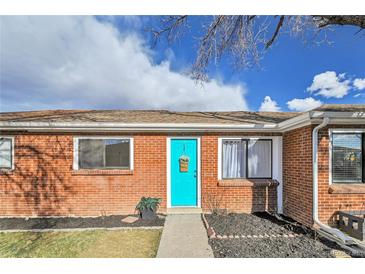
[222,140,246,178]
[248,140,271,178]
[0,138,12,169]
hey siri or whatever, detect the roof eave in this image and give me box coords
[279,110,365,132]
[0,121,280,132]
[1,110,363,133]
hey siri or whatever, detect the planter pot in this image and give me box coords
[140,208,157,220]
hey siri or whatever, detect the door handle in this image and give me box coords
[194,170,197,178]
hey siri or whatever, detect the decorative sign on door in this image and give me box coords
[179,144,189,172]
[179,155,189,172]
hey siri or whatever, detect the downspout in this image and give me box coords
[312,117,354,245]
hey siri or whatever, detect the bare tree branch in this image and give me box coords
[313,15,365,29]
[150,15,365,81]
[149,15,188,45]
[265,15,285,49]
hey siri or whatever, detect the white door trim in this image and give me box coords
[166,137,201,208]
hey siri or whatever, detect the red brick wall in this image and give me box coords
[0,132,278,217]
[318,125,365,226]
[283,125,313,226]
[0,133,167,217]
[283,124,365,228]
[201,135,277,213]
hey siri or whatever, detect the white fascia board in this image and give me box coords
[1,110,364,133]
[314,111,365,126]
[326,119,365,125]
[0,121,280,132]
[321,111,365,119]
[279,111,365,132]
[311,110,365,119]
[278,112,312,132]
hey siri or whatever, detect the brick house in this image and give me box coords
[0,104,364,231]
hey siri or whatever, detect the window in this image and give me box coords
[222,140,246,179]
[0,137,13,169]
[332,133,364,184]
[76,138,132,169]
[248,140,272,178]
[222,139,272,179]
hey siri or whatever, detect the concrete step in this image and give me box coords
[167,207,203,214]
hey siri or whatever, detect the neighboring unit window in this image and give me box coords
[222,139,272,179]
[78,138,130,169]
[248,140,272,178]
[0,137,12,169]
[332,133,363,183]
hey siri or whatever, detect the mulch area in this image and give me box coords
[205,212,361,258]
[0,215,165,231]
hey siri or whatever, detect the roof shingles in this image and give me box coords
[314,104,365,112]
[0,109,300,124]
[1,104,364,125]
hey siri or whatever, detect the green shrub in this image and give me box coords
[136,197,162,212]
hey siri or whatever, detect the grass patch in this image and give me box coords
[0,229,162,258]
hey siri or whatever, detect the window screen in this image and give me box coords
[222,140,246,179]
[0,138,12,169]
[332,133,362,183]
[78,138,130,169]
[248,140,272,178]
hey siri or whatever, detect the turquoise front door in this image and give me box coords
[171,139,198,207]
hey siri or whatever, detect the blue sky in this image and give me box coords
[1,16,364,113]
[142,16,365,111]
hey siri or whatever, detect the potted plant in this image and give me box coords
[136,197,162,220]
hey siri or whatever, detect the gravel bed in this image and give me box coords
[206,212,356,258]
[0,215,165,230]
[206,212,303,236]
[210,236,337,258]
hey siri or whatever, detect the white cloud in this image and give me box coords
[307,71,351,98]
[0,16,248,112]
[286,97,322,112]
[354,78,365,90]
[259,96,281,112]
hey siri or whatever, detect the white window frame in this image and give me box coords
[0,136,15,170]
[218,136,283,213]
[218,137,277,180]
[73,136,134,170]
[328,129,365,185]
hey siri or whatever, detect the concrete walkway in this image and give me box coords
[156,214,214,258]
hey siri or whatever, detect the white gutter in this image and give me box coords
[312,117,355,245]
[279,110,365,132]
[0,121,279,132]
[278,112,312,132]
[1,110,364,132]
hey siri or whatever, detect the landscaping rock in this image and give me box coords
[206,212,296,236]
[205,212,357,258]
[209,236,337,258]
[121,216,139,224]
[331,249,352,258]
[0,214,165,230]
